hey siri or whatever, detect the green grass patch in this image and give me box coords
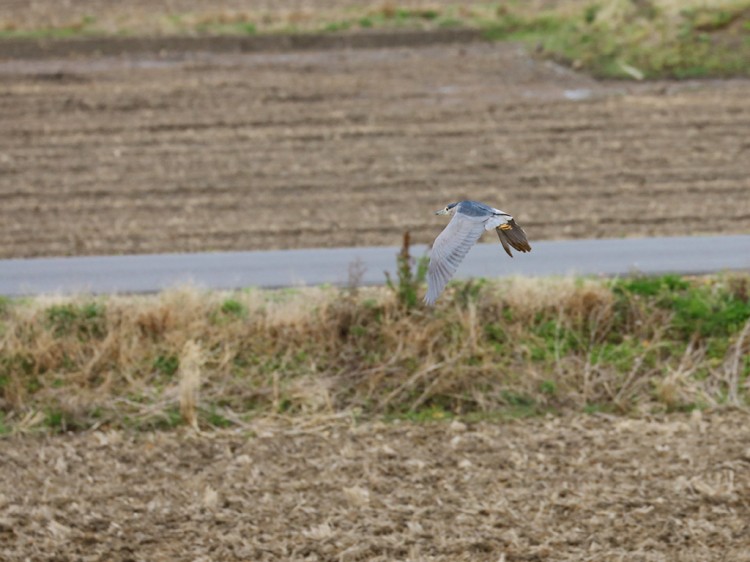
[614,274,691,297]
[45,302,106,339]
[481,0,750,79]
[614,275,750,339]
[219,298,247,319]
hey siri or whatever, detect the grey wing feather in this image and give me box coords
[424,214,486,305]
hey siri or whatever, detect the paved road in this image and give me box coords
[1,235,748,296]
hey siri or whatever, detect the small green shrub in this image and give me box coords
[670,285,750,338]
[46,302,106,338]
[220,298,247,318]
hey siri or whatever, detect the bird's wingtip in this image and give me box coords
[423,290,438,306]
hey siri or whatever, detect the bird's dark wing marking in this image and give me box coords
[495,218,531,257]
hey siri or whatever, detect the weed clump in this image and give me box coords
[384,231,428,310]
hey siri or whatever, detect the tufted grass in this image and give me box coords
[1,271,748,433]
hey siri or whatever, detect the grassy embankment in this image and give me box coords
[1,1,749,78]
[1,243,749,434]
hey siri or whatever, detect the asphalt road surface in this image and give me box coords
[1,235,749,296]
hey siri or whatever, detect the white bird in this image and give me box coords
[424,200,531,305]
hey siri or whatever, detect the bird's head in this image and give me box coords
[435,202,459,216]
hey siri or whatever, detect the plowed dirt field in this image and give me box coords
[1,39,749,258]
[2,412,750,561]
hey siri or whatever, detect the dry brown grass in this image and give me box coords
[1,273,749,433]
[178,339,203,429]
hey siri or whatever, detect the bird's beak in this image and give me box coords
[435,209,448,215]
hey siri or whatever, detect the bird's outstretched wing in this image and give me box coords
[424,213,486,305]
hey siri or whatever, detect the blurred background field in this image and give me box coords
[1,0,749,78]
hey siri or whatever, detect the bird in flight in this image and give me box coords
[424,200,531,305]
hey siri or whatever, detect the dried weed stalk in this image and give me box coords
[178,340,203,429]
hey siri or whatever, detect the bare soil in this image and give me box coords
[2,411,749,561]
[1,39,749,258]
